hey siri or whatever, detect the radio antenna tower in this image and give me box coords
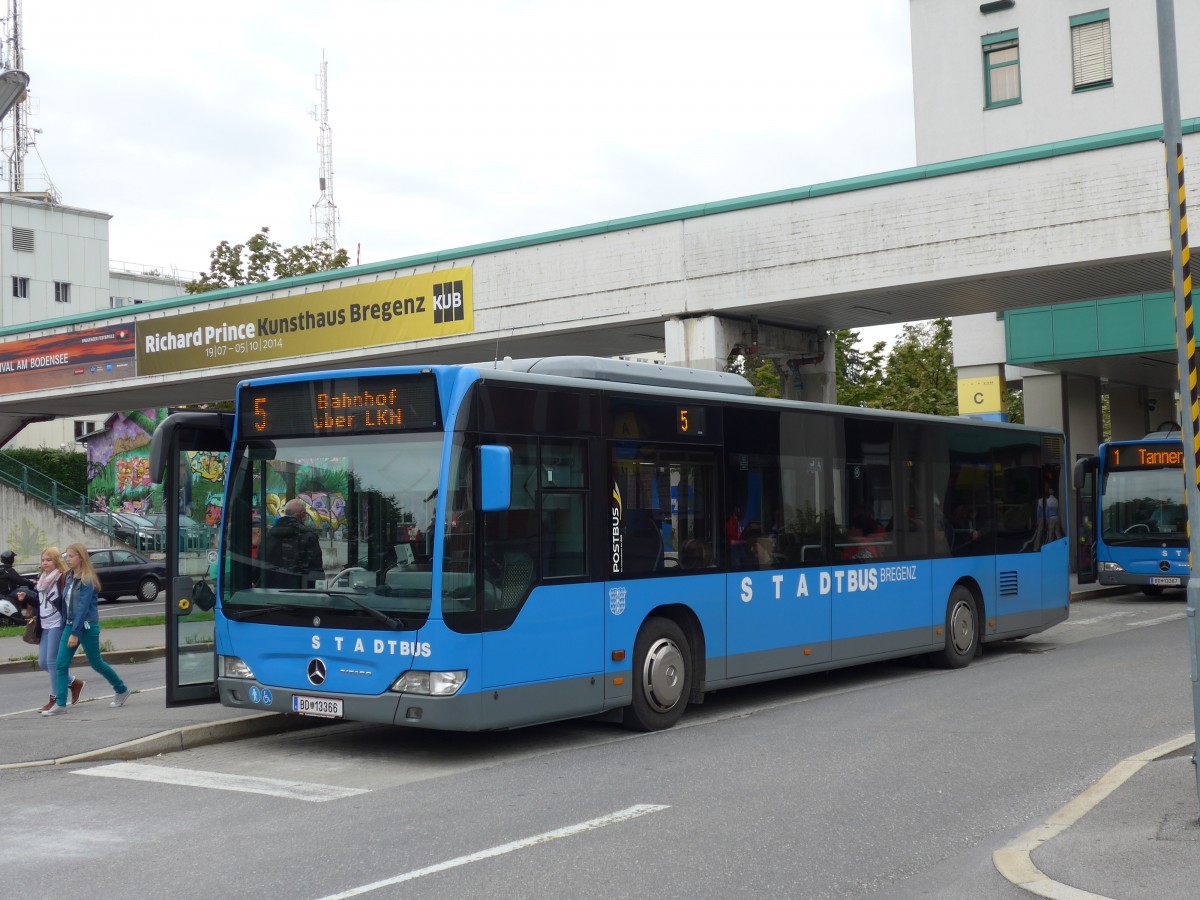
[1,0,27,191]
[310,53,338,250]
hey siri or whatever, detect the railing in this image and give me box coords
[0,453,218,554]
[0,452,91,522]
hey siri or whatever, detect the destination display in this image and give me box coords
[677,406,707,437]
[241,374,441,438]
[1104,442,1184,470]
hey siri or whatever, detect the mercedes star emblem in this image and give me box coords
[307,658,327,686]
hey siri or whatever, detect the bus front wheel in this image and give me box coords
[622,617,692,732]
[930,586,979,669]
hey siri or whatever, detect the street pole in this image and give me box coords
[1156,0,1200,813]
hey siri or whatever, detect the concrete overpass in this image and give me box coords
[0,119,1195,444]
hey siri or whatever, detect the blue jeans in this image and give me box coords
[54,624,126,708]
[38,624,72,699]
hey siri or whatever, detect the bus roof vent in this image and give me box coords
[1041,435,1063,462]
[501,356,757,396]
[1145,421,1182,439]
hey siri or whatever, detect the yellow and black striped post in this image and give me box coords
[1156,0,1200,809]
[1174,145,1197,526]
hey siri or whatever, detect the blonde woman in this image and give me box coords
[42,544,129,716]
[30,547,85,712]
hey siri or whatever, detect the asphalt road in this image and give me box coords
[96,595,165,620]
[2,592,1192,900]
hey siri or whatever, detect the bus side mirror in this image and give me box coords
[1073,457,1096,491]
[479,445,512,512]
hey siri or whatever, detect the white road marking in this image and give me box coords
[315,804,671,898]
[75,761,368,802]
[1058,611,1138,626]
[1127,612,1187,628]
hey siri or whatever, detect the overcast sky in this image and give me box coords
[18,1,915,342]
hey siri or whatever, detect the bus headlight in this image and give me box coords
[1099,562,1126,573]
[390,670,467,696]
[219,656,256,680]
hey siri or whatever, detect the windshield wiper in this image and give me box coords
[225,604,296,621]
[228,590,405,629]
[329,592,405,630]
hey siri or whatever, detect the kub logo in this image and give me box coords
[433,279,465,325]
[608,586,627,616]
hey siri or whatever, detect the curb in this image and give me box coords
[992,732,1196,900]
[0,711,327,770]
[0,645,166,675]
[1068,586,1135,603]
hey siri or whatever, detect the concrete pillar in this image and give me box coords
[664,316,835,403]
[664,316,743,373]
[1023,371,1102,463]
[1108,384,1148,440]
[784,346,836,404]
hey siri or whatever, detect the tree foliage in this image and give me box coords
[833,329,886,408]
[0,448,88,495]
[835,319,958,416]
[186,226,350,294]
[725,353,784,398]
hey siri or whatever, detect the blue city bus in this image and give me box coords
[153,357,1069,730]
[1074,432,1189,595]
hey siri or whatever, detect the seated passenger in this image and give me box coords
[680,539,713,569]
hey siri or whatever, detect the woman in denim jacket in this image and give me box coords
[28,546,85,712]
[42,544,130,716]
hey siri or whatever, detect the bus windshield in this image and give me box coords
[221,432,444,627]
[1100,467,1187,543]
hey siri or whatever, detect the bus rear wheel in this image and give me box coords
[622,617,692,732]
[929,586,978,669]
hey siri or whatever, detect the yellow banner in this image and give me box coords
[136,268,473,376]
[957,375,1003,415]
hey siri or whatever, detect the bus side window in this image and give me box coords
[542,493,586,577]
[482,438,539,618]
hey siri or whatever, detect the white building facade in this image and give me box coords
[911,0,1198,438]
[0,194,185,450]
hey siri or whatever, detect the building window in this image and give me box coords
[74,420,98,441]
[11,226,33,251]
[12,276,28,299]
[1071,10,1112,91]
[54,281,71,303]
[982,30,1021,109]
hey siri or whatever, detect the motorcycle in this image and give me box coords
[0,596,27,627]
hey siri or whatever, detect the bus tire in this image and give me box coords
[622,617,692,732]
[929,586,978,669]
[1141,586,1164,597]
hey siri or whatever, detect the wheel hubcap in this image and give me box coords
[641,637,685,713]
[950,600,975,655]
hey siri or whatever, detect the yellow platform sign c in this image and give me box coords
[957,375,1002,415]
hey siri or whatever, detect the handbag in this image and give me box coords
[21,617,41,645]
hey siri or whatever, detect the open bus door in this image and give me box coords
[149,412,233,706]
[1073,456,1098,584]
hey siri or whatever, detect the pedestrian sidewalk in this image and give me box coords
[0,625,313,768]
[994,733,1199,900]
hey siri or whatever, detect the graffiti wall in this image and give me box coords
[86,409,167,515]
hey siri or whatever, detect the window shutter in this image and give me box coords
[1072,19,1112,87]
